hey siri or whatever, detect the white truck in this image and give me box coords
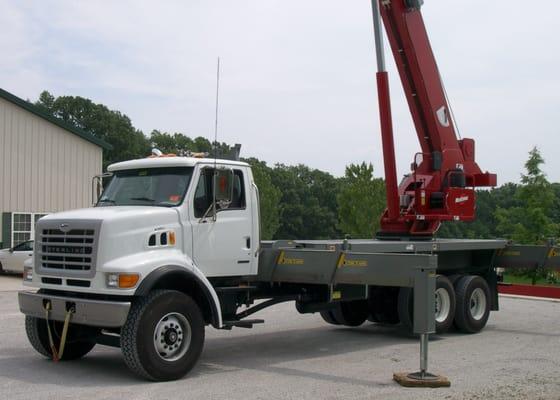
[19,152,527,382]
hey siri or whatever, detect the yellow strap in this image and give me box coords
[57,309,73,360]
[44,302,59,362]
[43,302,73,362]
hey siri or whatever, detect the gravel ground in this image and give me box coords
[0,275,559,400]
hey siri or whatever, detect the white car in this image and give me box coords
[0,240,34,274]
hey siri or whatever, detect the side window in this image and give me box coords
[193,169,213,218]
[14,241,32,252]
[192,168,245,218]
[231,170,246,209]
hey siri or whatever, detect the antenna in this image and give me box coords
[212,57,221,221]
[214,57,221,163]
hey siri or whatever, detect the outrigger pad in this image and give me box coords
[393,372,450,388]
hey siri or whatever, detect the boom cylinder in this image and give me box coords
[371,0,400,221]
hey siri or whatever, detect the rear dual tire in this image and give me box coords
[320,300,369,327]
[454,275,491,333]
[398,275,456,334]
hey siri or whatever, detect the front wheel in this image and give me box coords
[121,290,205,381]
[25,316,96,360]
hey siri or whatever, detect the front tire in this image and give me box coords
[454,275,491,333]
[121,290,205,381]
[25,316,96,360]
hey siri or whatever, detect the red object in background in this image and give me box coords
[498,283,560,299]
[372,0,497,237]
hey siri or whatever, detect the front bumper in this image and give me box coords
[18,291,131,328]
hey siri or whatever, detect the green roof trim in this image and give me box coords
[0,88,113,150]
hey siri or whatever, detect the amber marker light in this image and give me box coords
[118,273,140,288]
[169,231,176,245]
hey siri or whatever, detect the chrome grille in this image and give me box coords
[36,220,101,278]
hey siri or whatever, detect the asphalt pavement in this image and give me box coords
[1,274,559,400]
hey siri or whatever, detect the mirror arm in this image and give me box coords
[199,203,216,223]
[212,170,218,222]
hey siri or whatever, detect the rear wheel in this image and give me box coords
[326,300,369,327]
[398,275,456,334]
[121,290,205,381]
[367,287,400,324]
[319,309,340,325]
[454,275,491,333]
[25,316,96,360]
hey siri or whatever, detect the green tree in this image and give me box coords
[337,162,386,237]
[36,91,150,169]
[149,130,237,158]
[244,158,281,240]
[496,147,558,244]
[271,164,340,240]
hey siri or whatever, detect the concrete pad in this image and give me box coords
[393,371,451,388]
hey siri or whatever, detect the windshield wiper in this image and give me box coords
[129,197,155,203]
[97,199,116,205]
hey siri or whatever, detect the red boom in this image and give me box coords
[372,0,496,238]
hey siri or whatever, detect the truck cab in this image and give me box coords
[24,155,260,293]
[18,155,264,379]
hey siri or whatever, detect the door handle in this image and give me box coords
[245,237,251,249]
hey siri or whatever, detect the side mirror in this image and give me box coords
[92,172,113,205]
[213,169,234,210]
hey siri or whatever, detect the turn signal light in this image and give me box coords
[118,274,140,288]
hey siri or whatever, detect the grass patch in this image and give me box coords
[503,273,560,287]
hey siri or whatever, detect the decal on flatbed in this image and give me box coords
[277,251,304,265]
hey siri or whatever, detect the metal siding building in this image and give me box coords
[0,88,111,248]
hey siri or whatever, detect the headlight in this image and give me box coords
[106,273,140,289]
[23,266,33,282]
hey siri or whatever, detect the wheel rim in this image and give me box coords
[434,287,451,323]
[153,312,192,362]
[469,288,487,321]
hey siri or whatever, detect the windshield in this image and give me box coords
[97,167,194,207]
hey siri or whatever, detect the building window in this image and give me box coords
[11,213,48,247]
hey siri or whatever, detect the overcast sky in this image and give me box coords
[2,0,559,184]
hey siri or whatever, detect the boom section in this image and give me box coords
[374,0,496,237]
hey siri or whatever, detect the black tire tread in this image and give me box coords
[398,275,456,334]
[25,316,95,360]
[454,275,490,334]
[331,300,368,327]
[320,309,340,325]
[121,290,169,380]
[397,287,413,331]
[121,289,205,381]
[25,316,51,358]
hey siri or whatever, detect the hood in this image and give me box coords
[41,206,178,223]
[37,206,183,272]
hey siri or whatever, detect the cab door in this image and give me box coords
[188,166,255,277]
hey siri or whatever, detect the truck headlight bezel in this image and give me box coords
[106,273,140,289]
